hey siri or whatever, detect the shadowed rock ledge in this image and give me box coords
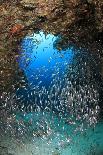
[0,0,103,92]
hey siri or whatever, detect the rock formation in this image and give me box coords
[0,0,103,91]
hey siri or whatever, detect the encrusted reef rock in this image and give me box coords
[0,0,103,91]
[0,0,103,40]
[20,0,37,9]
[87,0,103,32]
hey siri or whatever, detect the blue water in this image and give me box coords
[15,31,103,155]
[19,31,74,88]
[15,111,103,155]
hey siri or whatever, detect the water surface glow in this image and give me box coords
[19,31,74,87]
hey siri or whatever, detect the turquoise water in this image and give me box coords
[14,111,103,155]
[1,30,103,155]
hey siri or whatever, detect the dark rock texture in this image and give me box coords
[0,0,103,90]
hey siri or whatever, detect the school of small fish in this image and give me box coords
[0,32,101,155]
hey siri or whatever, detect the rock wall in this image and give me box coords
[0,0,103,91]
[0,0,103,41]
[87,0,103,31]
